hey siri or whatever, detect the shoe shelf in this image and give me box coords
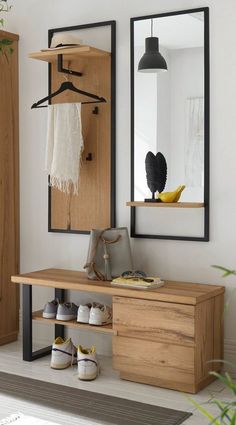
[32,310,116,335]
[126,201,205,208]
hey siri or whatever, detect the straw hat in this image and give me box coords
[50,32,83,48]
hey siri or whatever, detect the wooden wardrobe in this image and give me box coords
[0,30,19,345]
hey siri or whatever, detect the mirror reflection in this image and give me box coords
[134,12,205,203]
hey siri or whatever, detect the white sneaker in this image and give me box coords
[89,303,112,326]
[77,303,92,324]
[77,345,99,381]
[50,337,77,369]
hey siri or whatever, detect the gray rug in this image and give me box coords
[0,372,191,425]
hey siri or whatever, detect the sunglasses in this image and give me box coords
[121,271,154,283]
[121,270,147,278]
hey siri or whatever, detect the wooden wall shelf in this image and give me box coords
[126,201,205,208]
[29,46,110,63]
[33,310,115,335]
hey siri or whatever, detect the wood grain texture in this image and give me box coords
[0,31,19,345]
[126,201,204,208]
[29,46,110,62]
[11,268,224,393]
[120,372,195,394]
[0,332,18,346]
[195,374,218,393]
[0,30,19,41]
[49,54,111,232]
[11,268,225,305]
[213,294,224,372]
[113,296,195,346]
[33,310,115,335]
[113,336,195,392]
[195,298,215,384]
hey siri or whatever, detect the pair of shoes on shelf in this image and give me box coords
[43,300,78,321]
[77,302,112,326]
[43,300,112,326]
[50,337,99,381]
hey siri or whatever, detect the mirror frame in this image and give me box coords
[130,7,209,241]
[48,20,116,234]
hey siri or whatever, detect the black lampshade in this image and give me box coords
[138,37,167,73]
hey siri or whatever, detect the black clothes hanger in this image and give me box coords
[31,81,106,109]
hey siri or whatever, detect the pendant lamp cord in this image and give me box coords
[151,19,153,37]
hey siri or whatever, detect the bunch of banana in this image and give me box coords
[156,185,186,203]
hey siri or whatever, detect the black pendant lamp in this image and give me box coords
[138,19,167,73]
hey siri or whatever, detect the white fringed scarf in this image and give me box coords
[45,103,84,195]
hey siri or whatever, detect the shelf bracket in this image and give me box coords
[57,54,83,77]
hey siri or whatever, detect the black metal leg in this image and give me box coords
[22,284,52,362]
[55,288,65,340]
[23,284,33,361]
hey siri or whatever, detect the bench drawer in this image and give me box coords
[113,336,195,392]
[113,296,195,346]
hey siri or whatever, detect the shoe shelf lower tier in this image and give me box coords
[32,310,115,335]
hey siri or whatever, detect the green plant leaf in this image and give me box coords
[210,372,236,395]
[231,411,236,425]
[189,398,221,424]
[211,399,233,422]
[212,265,236,277]
[0,18,4,26]
[0,38,13,45]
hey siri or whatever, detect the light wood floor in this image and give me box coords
[0,341,233,424]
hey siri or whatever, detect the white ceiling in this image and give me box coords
[134,13,204,50]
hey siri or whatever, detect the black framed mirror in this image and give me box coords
[130,8,209,241]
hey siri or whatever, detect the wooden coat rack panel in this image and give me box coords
[49,53,111,232]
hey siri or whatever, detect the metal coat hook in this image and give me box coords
[92,106,99,115]
[57,54,83,77]
[86,153,93,161]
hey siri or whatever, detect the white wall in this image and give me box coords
[134,44,171,201]
[134,45,159,200]
[5,0,236,359]
[169,47,204,201]
[134,45,204,203]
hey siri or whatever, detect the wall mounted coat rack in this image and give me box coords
[29,21,116,234]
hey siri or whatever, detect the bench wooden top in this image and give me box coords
[11,268,224,305]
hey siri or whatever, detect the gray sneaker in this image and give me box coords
[56,302,78,321]
[43,299,59,319]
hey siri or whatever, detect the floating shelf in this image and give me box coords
[32,310,115,335]
[29,46,110,63]
[126,201,205,208]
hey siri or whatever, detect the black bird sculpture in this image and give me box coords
[145,151,167,202]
